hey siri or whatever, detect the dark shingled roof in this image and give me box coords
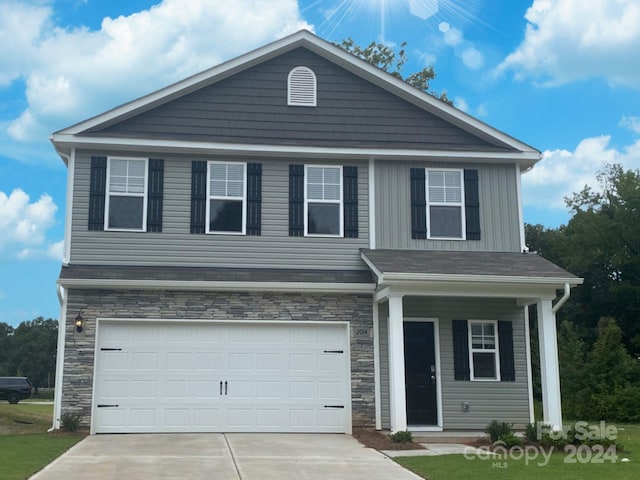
[360,249,578,280]
[59,265,374,284]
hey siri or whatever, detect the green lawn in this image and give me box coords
[0,403,84,480]
[397,425,640,480]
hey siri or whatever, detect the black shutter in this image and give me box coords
[343,166,358,238]
[452,320,470,381]
[246,163,262,236]
[464,169,481,240]
[190,161,207,234]
[289,164,304,236]
[146,159,164,232]
[498,321,516,382]
[88,156,107,231]
[410,168,427,239]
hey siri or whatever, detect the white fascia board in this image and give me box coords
[360,253,385,283]
[57,278,376,294]
[50,134,541,165]
[52,29,539,158]
[375,282,561,301]
[381,272,583,286]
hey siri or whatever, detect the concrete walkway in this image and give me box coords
[29,433,423,480]
[384,443,490,457]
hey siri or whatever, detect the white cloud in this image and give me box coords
[620,115,640,134]
[1,0,312,146]
[522,135,640,209]
[497,0,640,88]
[0,188,61,260]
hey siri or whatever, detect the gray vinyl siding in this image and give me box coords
[70,151,369,269]
[379,297,531,430]
[375,160,521,252]
[91,48,514,153]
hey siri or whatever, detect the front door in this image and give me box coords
[404,321,438,426]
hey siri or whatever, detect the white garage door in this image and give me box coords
[93,321,350,434]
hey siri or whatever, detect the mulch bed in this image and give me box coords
[352,428,425,450]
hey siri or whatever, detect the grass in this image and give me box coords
[396,424,640,480]
[0,403,84,480]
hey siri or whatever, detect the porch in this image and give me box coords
[360,249,583,433]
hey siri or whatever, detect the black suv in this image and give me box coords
[0,377,34,404]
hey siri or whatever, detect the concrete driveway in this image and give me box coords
[30,433,422,480]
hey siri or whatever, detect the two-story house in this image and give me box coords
[50,30,581,435]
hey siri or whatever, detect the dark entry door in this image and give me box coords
[404,322,438,426]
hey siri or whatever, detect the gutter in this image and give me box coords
[552,283,571,314]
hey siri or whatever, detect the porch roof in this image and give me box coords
[360,249,581,299]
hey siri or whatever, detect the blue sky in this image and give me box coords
[1,0,640,326]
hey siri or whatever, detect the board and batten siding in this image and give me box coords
[378,297,531,430]
[70,151,369,269]
[375,160,521,252]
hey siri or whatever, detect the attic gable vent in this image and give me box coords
[288,66,317,107]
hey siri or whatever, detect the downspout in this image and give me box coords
[49,286,67,432]
[552,283,571,314]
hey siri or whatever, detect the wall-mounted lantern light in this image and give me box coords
[75,313,84,333]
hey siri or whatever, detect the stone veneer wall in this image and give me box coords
[62,289,374,429]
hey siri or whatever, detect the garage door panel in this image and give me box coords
[194,352,223,370]
[129,380,157,399]
[94,321,349,433]
[193,380,219,398]
[256,381,281,399]
[129,352,157,370]
[256,352,284,371]
[318,381,343,401]
[194,408,221,427]
[290,381,315,399]
[228,352,255,370]
[289,353,317,372]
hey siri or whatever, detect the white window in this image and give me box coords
[468,321,500,381]
[305,165,342,236]
[426,169,465,239]
[105,157,148,231]
[288,66,317,106]
[207,161,246,234]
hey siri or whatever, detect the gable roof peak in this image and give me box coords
[51,29,539,161]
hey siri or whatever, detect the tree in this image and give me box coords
[525,164,640,421]
[562,164,640,350]
[2,317,58,389]
[337,38,451,103]
[0,322,14,375]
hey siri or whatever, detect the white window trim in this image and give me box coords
[288,66,317,107]
[206,160,247,235]
[425,168,466,241]
[304,164,343,238]
[105,156,148,232]
[468,320,501,381]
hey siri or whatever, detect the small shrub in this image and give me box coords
[485,420,513,443]
[498,432,522,448]
[60,412,82,432]
[389,430,413,443]
[525,423,538,442]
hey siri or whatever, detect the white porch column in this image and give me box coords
[537,298,563,429]
[388,294,407,432]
